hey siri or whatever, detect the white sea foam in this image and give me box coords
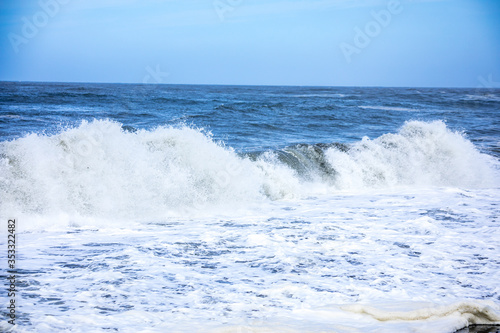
[464,94,500,102]
[325,120,496,189]
[359,105,417,112]
[0,120,497,231]
[213,300,500,333]
[1,121,499,330]
[2,186,499,332]
[0,120,264,223]
[290,93,347,98]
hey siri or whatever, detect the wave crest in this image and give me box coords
[325,120,495,189]
[0,120,496,220]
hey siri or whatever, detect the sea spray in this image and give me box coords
[0,120,496,224]
[0,120,264,220]
[325,120,495,189]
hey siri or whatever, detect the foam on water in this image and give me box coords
[464,94,500,102]
[221,301,500,333]
[359,105,417,112]
[1,186,500,332]
[0,120,497,231]
[0,120,264,225]
[325,120,496,189]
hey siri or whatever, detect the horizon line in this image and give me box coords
[0,80,494,90]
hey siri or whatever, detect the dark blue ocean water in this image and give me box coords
[1,82,499,155]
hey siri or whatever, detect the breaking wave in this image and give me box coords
[0,120,497,221]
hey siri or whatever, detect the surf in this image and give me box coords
[0,119,496,223]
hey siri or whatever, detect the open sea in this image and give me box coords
[1,82,500,332]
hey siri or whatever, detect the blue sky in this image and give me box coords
[0,0,499,87]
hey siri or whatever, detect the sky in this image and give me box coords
[0,0,499,87]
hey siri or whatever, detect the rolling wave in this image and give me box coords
[0,120,496,219]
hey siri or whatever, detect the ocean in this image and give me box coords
[1,82,500,332]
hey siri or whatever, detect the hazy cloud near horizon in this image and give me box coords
[1,0,499,87]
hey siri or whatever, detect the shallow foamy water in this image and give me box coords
[2,186,499,332]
